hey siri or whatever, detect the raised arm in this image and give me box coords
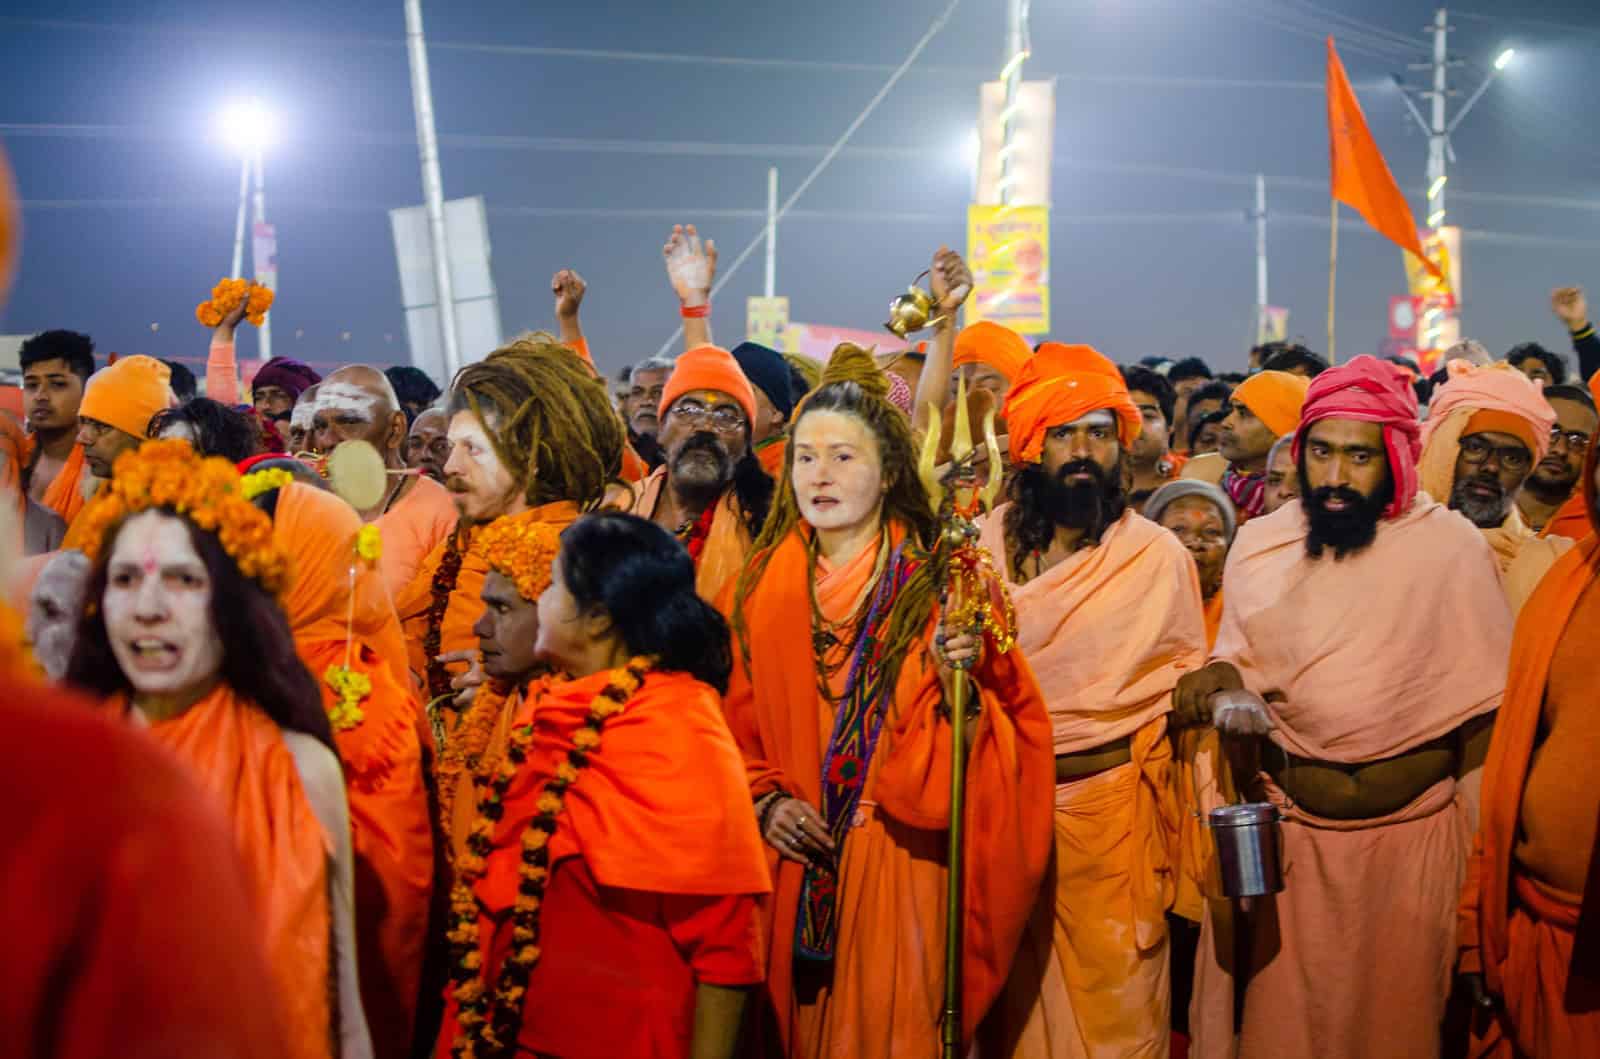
[664,224,717,350]
[552,268,594,370]
[205,297,249,404]
[910,245,972,440]
[1552,286,1600,383]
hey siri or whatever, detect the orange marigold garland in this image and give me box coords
[195,276,274,328]
[476,516,561,605]
[71,439,292,595]
[446,656,653,1059]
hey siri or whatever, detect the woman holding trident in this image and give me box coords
[722,340,1053,1058]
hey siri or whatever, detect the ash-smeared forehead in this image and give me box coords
[312,381,380,422]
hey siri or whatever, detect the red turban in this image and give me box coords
[1292,354,1421,519]
[1002,343,1141,464]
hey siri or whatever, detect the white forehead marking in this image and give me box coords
[1067,409,1116,429]
[290,396,319,431]
[316,382,379,419]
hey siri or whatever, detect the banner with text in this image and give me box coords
[967,204,1050,335]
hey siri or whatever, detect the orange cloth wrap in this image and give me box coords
[1003,343,1142,464]
[1465,408,1544,459]
[720,525,1055,1055]
[657,344,757,426]
[631,465,753,601]
[375,474,459,603]
[275,483,433,1058]
[78,355,174,439]
[144,684,334,1059]
[1232,369,1310,437]
[954,321,1031,381]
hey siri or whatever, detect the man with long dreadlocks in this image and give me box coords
[631,343,774,601]
[721,343,1053,1057]
[393,334,624,733]
[976,343,1208,1059]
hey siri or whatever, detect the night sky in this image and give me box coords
[3,0,1598,379]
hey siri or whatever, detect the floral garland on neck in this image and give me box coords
[446,656,653,1058]
[434,676,550,850]
[424,524,470,706]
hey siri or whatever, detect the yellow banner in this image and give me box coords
[967,204,1050,335]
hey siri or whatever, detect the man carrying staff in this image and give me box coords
[1178,355,1511,1059]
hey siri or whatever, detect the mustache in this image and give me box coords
[1306,485,1367,509]
[677,431,728,459]
[1054,459,1108,486]
[446,475,472,495]
[1464,471,1505,498]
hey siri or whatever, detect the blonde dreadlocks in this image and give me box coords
[732,343,941,699]
[446,333,623,512]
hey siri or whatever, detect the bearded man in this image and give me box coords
[1177,355,1510,1059]
[1515,383,1596,533]
[630,344,772,601]
[979,343,1208,1059]
[1418,362,1556,573]
[302,365,458,598]
[394,334,622,722]
[1182,369,1309,518]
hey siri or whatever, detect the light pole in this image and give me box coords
[221,99,277,360]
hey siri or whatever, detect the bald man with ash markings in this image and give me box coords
[304,365,458,599]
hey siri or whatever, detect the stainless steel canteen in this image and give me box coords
[1207,802,1285,898]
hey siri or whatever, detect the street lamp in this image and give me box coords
[218,98,277,360]
[1494,48,1515,71]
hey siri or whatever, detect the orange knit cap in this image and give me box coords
[1002,342,1142,464]
[78,355,175,439]
[953,321,1031,382]
[1232,370,1311,437]
[657,344,758,428]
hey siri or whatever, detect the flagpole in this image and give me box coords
[1327,199,1339,363]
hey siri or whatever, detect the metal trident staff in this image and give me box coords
[918,377,1012,1058]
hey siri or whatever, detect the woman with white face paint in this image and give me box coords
[723,345,1053,1058]
[64,439,373,1059]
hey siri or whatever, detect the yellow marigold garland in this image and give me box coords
[73,439,292,596]
[446,656,653,1058]
[323,665,371,732]
[195,276,274,328]
[240,466,296,501]
[356,523,383,563]
[475,515,561,604]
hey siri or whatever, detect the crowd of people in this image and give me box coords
[1,224,1596,1059]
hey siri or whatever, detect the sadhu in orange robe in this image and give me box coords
[1458,452,1600,1058]
[978,506,1209,1059]
[433,668,771,1059]
[721,523,1054,1056]
[143,684,336,1059]
[274,483,434,1058]
[632,466,755,602]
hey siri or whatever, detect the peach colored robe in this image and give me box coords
[631,466,752,602]
[978,507,1208,1059]
[375,473,458,603]
[1188,496,1510,1059]
[722,525,1054,1057]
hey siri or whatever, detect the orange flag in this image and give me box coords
[1326,38,1443,280]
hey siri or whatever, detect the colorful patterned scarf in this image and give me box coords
[796,541,916,964]
[1222,465,1266,519]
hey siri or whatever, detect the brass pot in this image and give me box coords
[885,270,948,338]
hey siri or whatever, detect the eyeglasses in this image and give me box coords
[669,399,746,433]
[1458,434,1532,472]
[1549,428,1592,454]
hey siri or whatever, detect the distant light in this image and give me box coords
[998,49,1030,83]
[219,98,277,155]
[1427,209,1445,228]
[1494,48,1515,71]
[1427,175,1448,200]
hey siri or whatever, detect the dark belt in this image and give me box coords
[1055,733,1133,782]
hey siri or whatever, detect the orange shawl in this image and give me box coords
[1539,491,1591,542]
[1459,456,1598,991]
[26,439,90,525]
[376,474,459,604]
[275,483,433,1058]
[394,500,581,687]
[144,684,333,1059]
[722,525,1054,1048]
[631,466,752,601]
[757,436,788,478]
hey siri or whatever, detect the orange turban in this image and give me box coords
[1232,370,1310,437]
[953,321,1031,382]
[79,355,174,439]
[1002,342,1141,464]
[658,344,757,428]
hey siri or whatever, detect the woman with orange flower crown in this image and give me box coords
[434,511,771,1059]
[721,344,1055,1058]
[247,470,433,1059]
[64,439,373,1059]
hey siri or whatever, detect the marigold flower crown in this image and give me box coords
[75,439,293,595]
[476,515,562,604]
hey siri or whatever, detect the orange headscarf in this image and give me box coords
[954,321,1031,382]
[144,683,332,1059]
[1002,342,1141,464]
[1233,369,1311,437]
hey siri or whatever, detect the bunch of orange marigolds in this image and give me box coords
[195,276,274,327]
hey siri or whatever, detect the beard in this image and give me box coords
[1024,458,1126,533]
[1449,471,1512,529]
[1303,483,1391,559]
[1525,460,1579,504]
[669,431,735,505]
